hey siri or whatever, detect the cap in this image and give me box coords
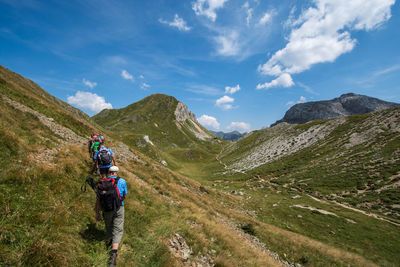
[109,166,119,172]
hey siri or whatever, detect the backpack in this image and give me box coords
[97,148,112,166]
[97,177,122,212]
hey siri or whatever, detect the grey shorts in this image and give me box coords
[103,206,125,244]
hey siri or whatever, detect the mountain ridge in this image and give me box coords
[272,93,400,126]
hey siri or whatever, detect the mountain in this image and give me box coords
[211,130,246,141]
[2,65,400,267]
[93,94,220,168]
[272,93,400,126]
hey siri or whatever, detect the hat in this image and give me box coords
[109,166,119,173]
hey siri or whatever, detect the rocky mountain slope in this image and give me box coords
[2,65,400,267]
[272,93,400,126]
[219,108,400,220]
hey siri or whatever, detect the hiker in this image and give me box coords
[94,144,116,178]
[88,133,98,158]
[95,166,127,267]
[98,134,105,145]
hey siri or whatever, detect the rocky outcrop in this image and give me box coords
[272,93,400,126]
[175,101,197,123]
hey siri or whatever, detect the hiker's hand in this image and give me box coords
[95,212,101,222]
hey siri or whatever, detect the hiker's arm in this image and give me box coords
[112,155,116,166]
[95,198,101,221]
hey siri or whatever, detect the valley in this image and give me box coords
[1,64,400,266]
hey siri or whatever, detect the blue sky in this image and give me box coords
[1,0,399,132]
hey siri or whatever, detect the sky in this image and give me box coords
[1,0,399,133]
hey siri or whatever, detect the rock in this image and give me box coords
[291,195,301,199]
[167,234,193,262]
[272,93,400,126]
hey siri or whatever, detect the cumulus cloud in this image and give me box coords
[258,0,395,87]
[215,31,240,56]
[159,14,191,31]
[82,78,97,89]
[121,70,134,80]
[216,95,234,110]
[67,91,112,114]
[192,0,228,22]
[198,114,220,129]
[256,73,294,90]
[226,121,251,132]
[225,84,240,94]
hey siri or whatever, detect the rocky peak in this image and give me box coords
[175,102,197,123]
[272,93,400,126]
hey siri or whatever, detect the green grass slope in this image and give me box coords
[93,93,222,169]
[218,110,400,221]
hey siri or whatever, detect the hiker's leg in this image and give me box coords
[111,206,125,248]
[103,211,114,241]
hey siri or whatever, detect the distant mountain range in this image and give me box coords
[211,130,246,141]
[272,93,400,126]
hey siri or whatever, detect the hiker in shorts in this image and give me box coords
[94,144,116,178]
[95,166,127,267]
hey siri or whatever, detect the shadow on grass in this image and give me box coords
[80,222,106,242]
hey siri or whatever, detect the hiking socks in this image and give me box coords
[111,249,117,254]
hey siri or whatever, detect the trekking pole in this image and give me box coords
[81,177,97,192]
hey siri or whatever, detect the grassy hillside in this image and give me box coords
[218,110,400,221]
[93,93,222,170]
[2,65,400,266]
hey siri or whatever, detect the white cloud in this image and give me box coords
[258,11,273,25]
[286,96,307,106]
[139,75,144,79]
[216,95,234,110]
[215,31,240,56]
[141,82,150,89]
[298,96,306,103]
[198,114,220,129]
[226,121,251,132]
[225,84,240,94]
[159,14,191,31]
[82,78,97,89]
[67,91,112,114]
[256,73,294,90]
[121,69,134,80]
[192,0,228,22]
[258,0,395,86]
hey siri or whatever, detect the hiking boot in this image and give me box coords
[108,252,117,267]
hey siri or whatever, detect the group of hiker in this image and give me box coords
[87,132,127,267]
